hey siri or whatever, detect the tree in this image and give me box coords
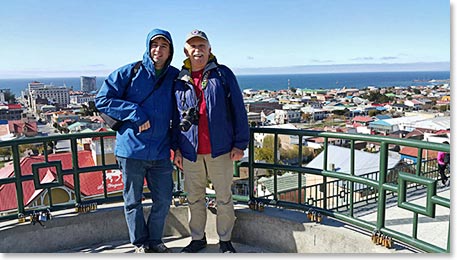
[80,104,90,116]
[88,101,98,115]
[368,110,379,117]
[439,105,448,112]
[333,109,348,116]
[365,91,392,103]
[254,135,281,163]
[301,113,311,123]
[0,147,12,159]
[2,90,16,104]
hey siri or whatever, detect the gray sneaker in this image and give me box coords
[134,246,146,253]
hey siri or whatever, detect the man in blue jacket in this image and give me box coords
[95,28,179,253]
[173,29,249,253]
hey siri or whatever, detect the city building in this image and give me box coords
[0,104,23,121]
[27,82,70,113]
[80,76,97,93]
[69,92,96,104]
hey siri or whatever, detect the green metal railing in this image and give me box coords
[0,128,450,253]
[0,131,121,218]
[247,127,450,253]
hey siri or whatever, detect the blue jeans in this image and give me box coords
[117,157,173,248]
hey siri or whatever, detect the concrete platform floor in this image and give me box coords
[60,235,271,253]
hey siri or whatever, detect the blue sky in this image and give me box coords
[0,0,452,78]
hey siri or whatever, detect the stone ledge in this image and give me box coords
[0,202,413,253]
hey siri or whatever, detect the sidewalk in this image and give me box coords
[358,187,451,251]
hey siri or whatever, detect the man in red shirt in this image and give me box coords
[173,29,249,253]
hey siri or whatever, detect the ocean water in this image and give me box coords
[0,71,450,97]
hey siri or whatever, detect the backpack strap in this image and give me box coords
[121,60,142,99]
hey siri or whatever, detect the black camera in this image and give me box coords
[179,107,199,132]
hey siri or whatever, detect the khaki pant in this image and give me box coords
[183,153,235,241]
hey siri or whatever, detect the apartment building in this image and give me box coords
[28,82,70,114]
[80,76,97,93]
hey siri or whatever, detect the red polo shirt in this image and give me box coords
[191,70,211,154]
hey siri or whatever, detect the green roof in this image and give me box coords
[68,122,86,129]
[258,172,306,193]
[80,128,94,133]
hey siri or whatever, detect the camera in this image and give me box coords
[179,107,199,132]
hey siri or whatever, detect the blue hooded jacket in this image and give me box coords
[174,57,249,162]
[95,29,179,161]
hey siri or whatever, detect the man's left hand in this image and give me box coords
[230,147,244,161]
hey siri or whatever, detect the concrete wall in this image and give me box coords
[0,203,410,253]
[0,203,190,253]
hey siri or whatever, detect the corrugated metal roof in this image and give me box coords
[258,172,306,193]
[306,145,401,176]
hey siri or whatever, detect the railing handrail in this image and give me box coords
[248,127,450,253]
[0,128,450,253]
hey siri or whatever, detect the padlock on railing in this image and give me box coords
[248,200,256,210]
[371,229,378,243]
[306,210,313,221]
[312,210,317,222]
[386,236,393,248]
[18,213,26,223]
[258,202,264,212]
[316,212,322,223]
[38,212,47,222]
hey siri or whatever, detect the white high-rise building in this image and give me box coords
[81,76,97,93]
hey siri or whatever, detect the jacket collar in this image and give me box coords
[178,54,218,83]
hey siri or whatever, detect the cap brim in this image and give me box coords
[186,35,208,42]
[151,35,170,43]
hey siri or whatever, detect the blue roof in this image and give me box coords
[369,120,392,126]
[376,115,392,120]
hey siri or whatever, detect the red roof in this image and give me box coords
[399,147,438,159]
[92,127,116,140]
[7,104,22,110]
[371,103,388,107]
[434,129,450,135]
[0,150,125,212]
[8,120,38,134]
[352,116,373,123]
